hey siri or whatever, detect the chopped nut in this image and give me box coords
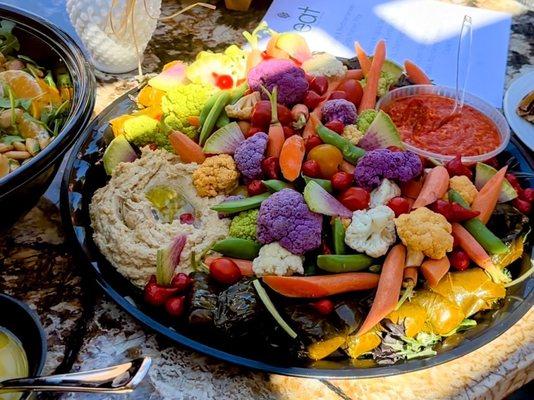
[25,138,40,156]
[8,158,19,172]
[4,150,31,160]
[0,143,13,153]
[13,141,26,151]
[38,136,51,150]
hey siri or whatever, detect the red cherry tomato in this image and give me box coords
[283,125,297,139]
[309,76,328,95]
[171,273,192,292]
[209,258,242,285]
[336,79,363,106]
[521,187,534,203]
[449,249,470,271]
[505,173,522,191]
[387,197,411,217]
[328,90,347,100]
[303,90,323,110]
[277,105,293,126]
[261,156,280,179]
[338,187,370,211]
[331,171,353,192]
[325,120,345,134]
[143,275,179,306]
[444,154,473,179]
[302,159,322,178]
[311,299,335,315]
[247,179,267,196]
[251,100,271,128]
[513,198,532,214]
[165,296,186,317]
[305,135,323,153]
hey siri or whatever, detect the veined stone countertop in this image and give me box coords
[0,1,533,399]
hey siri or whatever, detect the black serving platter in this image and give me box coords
[60,86,534,378]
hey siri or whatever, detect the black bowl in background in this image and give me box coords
[0,5,95,231]
[0,293,47,399]
[60,87,534,379]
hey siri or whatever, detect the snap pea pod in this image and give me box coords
[199,91,231,145]
[263,179,292,192]
[317,254,373,273]
[212,237,261,260]
[332,218,347,255]
[316,123,365,164]
[302,174,333,193]
[448,189,508,254]
[229,82,248,104]
[199,91,222,126]
[211,193,271,213]
[215,111,230,128]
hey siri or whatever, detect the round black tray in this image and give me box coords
[60,87,534,379]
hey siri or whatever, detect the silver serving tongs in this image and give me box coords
[0,357,151,394]
[435,15,473,128]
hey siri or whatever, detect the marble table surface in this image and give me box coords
[1,1,533,399]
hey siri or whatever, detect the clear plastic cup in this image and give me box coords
[376,85,510,163]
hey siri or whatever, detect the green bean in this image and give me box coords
[200,91,231,145]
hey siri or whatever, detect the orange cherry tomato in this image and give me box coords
[307,144,343,179]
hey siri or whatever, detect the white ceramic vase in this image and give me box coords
[66,0,162,74]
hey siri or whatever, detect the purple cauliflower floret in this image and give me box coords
[247,59,308,106]
[354,149,422,190]
[321,99,357,125]
[257,188,322,255]
[234,132,268,180]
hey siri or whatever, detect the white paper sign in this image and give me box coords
[263,0,511,107]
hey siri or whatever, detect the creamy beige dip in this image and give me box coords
[90,149,229,287]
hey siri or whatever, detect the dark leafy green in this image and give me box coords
[187,272,219,325]
[0,20,19,54]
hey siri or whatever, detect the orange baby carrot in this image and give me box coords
[358,40,386,112]
[263,273,380,298]
[471,166,507,224]
[412,166,450,209]
[357,244,406,336]
[354,42,371,76]
[280,135,305,182]
[404,60,432,85]
[421,257,450,287]
[262,86,285,157]
[168,130,206,164]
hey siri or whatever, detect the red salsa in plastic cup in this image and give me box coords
[382,94,501,157]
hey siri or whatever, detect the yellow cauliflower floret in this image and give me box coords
[449,175,478,205]
[395,207,453,259]
[192,154,239,197]
[342,124,364,145]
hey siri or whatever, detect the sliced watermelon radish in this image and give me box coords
[303,180,352,218]
[358,110,404,151]
[475,162,518,203]
[203,122,245,154]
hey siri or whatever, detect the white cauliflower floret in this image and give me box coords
[301,52,347,78]
[345,205,396,258]
[369,179,401,208]
[252,242,304,276]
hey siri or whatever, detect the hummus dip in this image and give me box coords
[90,149,229,287]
